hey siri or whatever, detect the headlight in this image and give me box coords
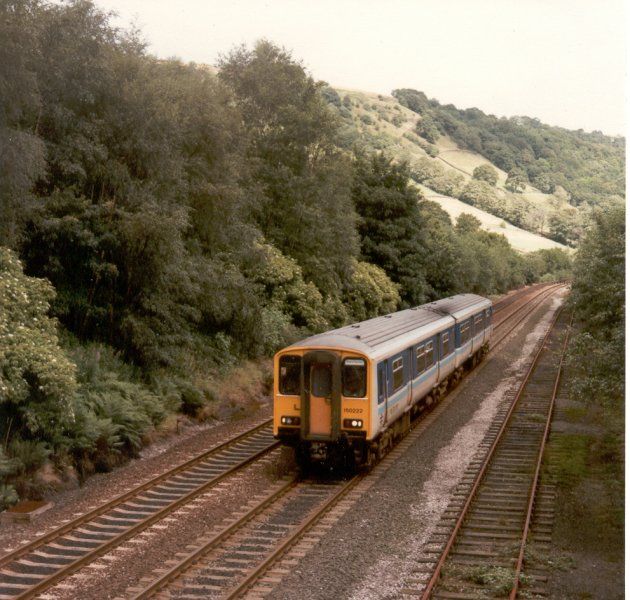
[343,418,363,429]
[280,416,300,426]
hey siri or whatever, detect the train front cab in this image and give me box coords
[273,348,372,466]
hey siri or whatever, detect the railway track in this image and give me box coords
[125,284,566,599]
[128,476,362,599]
[0,422,278,599]
[491,283,548,314]
[0,283,563,600]
[400,304,571,599]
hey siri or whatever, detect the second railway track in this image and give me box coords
[402,302,571,599]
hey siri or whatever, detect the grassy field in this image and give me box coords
[416,184,566,253]
[336,88,570,253]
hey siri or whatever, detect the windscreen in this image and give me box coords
[279,355,301,395]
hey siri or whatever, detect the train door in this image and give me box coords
[301,351,341,440]
[377,361,387,427]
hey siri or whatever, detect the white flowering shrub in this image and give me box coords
[0,247,77,444]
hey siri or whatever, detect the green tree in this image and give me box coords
[459,180,498,212]
[416,200,463,298]
[455,213,482,234]
[415,115,441,144]
[568,204,624,430]
[343,261,400,321]
[505,168,528,193]
[548,207,582,247]
[0,1,45,247]
[352,153,430,306]
[472,164,499,186]
[571,206,624,337]
[218,40,359,296]
[424,172,465,197]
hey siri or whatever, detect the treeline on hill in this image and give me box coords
[0,0,570,507]
[392,88,625,247]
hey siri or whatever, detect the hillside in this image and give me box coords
[394,89,625,206]
[325,86,623,251]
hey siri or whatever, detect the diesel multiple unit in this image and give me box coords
[273,294,493,468]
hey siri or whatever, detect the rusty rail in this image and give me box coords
[420,301,565,599]
[509,312,573,599]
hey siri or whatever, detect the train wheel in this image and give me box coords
[377,436,388,460]
[364,448,377,470]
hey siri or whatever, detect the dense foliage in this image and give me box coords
[569,205,624,413]
[472,165,499,186]
[0,0,574,506]
[563,204,624,561]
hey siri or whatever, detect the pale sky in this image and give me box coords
[92,0,626,135]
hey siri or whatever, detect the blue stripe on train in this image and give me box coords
[377,332,489,415]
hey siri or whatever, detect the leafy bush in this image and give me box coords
[414,115,441,143]
[391,114,404,127]
[505,168,528,193]
[460,180,499,211]
[0,447,18,508]
[0,247,77,446]
[423,143,439,158]
[320,85,341,107]
[472,164,499,186]
[344,261,400,321]
[360,114,373,125]
[424,172,464,197]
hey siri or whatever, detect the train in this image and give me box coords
[273,294,493,469]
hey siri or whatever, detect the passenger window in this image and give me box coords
[426,341,434,367]
[416,344,425,374]
[442,332,450,357]
[342,358,366,398]
[279,355,301,395]
[311,364,332,397]
[392,357,404,390]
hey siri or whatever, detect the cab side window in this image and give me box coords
[342,358,366,398]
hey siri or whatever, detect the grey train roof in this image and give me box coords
[425,293,491,320]
[287,294,490,354]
